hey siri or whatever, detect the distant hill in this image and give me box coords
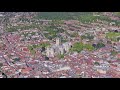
[34,12,120,25]
[36,12,93,20]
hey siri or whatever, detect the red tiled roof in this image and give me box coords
[21,67,32,74]
[23,47,29,52]
[117,54,120,59]
[110,64,117,68]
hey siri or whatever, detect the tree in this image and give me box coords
[0,63,3,68]
[41,47,45,52]
[88,35,94,40]
[111,50,118,56]
[13,57,21,62]
[114,30,118,33]
[117,37,120,41]
[96,42,105,49]
[32,45,37,48]
[71,32,79,37]
[107,40,112,44]
[81,33,94,40]
[2,72,7,78]
[45,56,49,60]
[58,29,64,33]
[92,44,97,48]
[81,35,87,40]
[94,62,100,66]
[48,36,53,40]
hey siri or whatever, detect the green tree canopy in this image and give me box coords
[96,42,105,49]
[81,33,94,40]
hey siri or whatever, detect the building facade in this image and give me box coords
[46,38,72,58]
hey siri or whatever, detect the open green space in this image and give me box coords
[28,42,50,55]
[6,23,41,32]
[57,54,65,59]
[81,33,94,40]
[35,12,93,20]
[43,25,65,40]
[106,32,120,41]
[70,42,95,53]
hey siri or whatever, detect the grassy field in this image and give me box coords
[106,32,120,41]
[70,42,95,53]
[113,12,120,17]
[28,43,50,55]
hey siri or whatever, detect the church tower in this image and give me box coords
[56,38,61,46]
[46,47,50,57]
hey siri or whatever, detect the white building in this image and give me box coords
[59,46,64,55]
[46,47,50,57]
[50,48,55,57]
[46,47,55,57]
[63,42,71,53]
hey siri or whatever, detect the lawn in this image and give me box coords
[106,32,120,41]
[70,42,95,53]
[28,42,50,55]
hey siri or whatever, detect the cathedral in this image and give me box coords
[46,38,72,58]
